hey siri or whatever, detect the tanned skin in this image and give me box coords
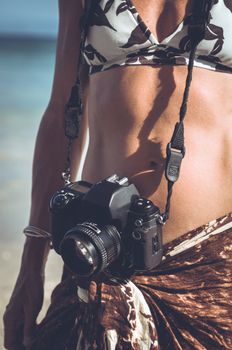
[3,1,232,349]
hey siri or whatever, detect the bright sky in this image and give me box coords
[0,0,58,37]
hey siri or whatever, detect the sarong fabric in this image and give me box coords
[33,213,232,350]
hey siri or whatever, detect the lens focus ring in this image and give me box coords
[75,224,108,271]
[103,225,121,262]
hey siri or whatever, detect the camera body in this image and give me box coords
[50,175,163,278]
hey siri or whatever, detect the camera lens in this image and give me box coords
[60,222,121,277]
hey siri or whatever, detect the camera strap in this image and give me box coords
[161,0,214,223]
[62,0,214,222]
[62,0,93,184]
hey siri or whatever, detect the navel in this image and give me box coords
[149,160,164,169]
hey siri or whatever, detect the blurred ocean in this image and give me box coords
[0,4,62,345]
[0,1,58,37]
[0,35,56,242]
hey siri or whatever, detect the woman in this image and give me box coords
[4,0,232,349]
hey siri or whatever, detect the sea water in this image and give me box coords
[0,35,56,241]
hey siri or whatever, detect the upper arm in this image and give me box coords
[49,0,84,111]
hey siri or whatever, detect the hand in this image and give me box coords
[3,268,44,350]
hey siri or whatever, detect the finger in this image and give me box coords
[4,324,25,350]
[3,306,25,349]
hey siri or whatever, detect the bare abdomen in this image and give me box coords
[82,65,232,243]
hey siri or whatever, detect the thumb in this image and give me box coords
[4,324,25,350]
[3,304,25,349]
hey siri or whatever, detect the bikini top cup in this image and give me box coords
[83,0,232,74]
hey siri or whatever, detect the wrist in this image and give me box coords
[23,225,51,240]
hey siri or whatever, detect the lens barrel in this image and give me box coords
[60,222,121,277]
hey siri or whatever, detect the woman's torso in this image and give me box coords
[81,0,232,243]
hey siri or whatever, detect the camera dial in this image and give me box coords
[51,190,76,210]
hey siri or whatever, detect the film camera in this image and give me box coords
[50,175,163,278]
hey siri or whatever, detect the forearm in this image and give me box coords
[21,0,85,265]
[29,104,70,231]
[26,102,87,265]
[21,106,66,268]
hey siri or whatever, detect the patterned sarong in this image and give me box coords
[33,213,232,350]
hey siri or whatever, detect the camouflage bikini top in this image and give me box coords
[82,0,232,75]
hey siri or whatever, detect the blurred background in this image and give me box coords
[0,1,64,347]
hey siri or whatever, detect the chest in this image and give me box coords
[131,0,192,42]
[83,0,232,75]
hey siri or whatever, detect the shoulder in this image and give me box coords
[49,0,84,109]
[58,0,83,19]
